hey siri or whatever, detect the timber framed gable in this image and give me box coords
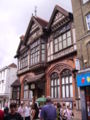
[48,5,73,32]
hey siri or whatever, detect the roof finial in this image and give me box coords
[34,6,37,17]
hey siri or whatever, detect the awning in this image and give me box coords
[26,73,45,83]
[11,79,20,87]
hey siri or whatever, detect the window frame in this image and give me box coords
[30,39,46,65]
[54,30,72,53]
[86,13,90,30]
[82,0,90,4]
[12,87,20,100]
[23,82,29,99]
[61,70,73,98]
[20,51,28,70]
[50,72,60,98]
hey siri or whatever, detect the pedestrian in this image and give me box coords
[24,103,31,120]
[40,96,57,120]
[0,109,4,120]
[63,104,74,120]
[31,103,39,120]
[4,102,23,120]
[18,101,25,120]
[56,103,63,120]
[4,106,9,118]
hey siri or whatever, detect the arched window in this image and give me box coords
[50,72,60,98]
[61,69,73,98]
[23,81,29,99]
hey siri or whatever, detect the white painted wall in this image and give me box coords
[0,65,17,108]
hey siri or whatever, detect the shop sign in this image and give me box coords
[75,59,80,70]
[77,72,90,87]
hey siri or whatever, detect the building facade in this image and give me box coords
[15,5,81,119]
[11,79,21,106]
[0,63,17,109]
[71,0,90,120]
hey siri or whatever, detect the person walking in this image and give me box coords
[24,103,31,120]
[56,103,63,120]
[40,96,57,120]
[4,102,23,120]
[63,104,74,120]
[31,103,39,120]
[18,102,25,120]
[4,106,9,118]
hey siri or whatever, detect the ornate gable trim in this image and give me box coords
[48,5,71,30]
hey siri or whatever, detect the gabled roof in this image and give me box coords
[8,63,17,68]
[15,16,48,57]
[24,16,48,45]
[35,17,48,28]
[48,5,72,29]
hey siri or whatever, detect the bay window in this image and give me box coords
[54,30,72,53]
[20,51,28,69]
[30,39,46,65]
[30,40,40,65]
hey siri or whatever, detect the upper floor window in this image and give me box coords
[20,51,28,69]
[41,40,46,62]
[30,40,40,65]
[54,30,72,53]
[50,72,60,98]
[47,41,53,62]
[86,13,90,30]
[83,0,90,4]
[30,39,46,65]
[61,70,73,98]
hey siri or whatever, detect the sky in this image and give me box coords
[0,0,72,68]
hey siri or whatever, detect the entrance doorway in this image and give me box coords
[86,87,90,120]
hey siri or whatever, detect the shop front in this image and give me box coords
[77,70,90,120]
[21,73,45,104]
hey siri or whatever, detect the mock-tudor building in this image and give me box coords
[15,5,81,119]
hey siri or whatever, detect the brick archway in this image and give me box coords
[48,62,73,76]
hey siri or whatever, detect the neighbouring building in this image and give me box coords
[15,5,81,119]
[11,79,21,106]
[0,63,17,109]
[71,0,90,120]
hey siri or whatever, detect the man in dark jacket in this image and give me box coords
[4,102,23,120]
[40,96,57,120]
